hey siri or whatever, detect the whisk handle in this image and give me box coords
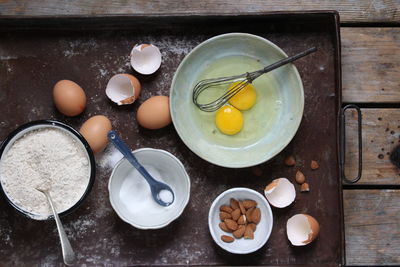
[261,47,317,75]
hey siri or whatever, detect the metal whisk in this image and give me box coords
[192,47,317,112]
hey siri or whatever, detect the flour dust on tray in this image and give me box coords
[0,127,90,219]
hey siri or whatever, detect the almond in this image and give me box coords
[311,160,319,170]
[237,215,247,225]
[233,225,246,238]
[251,166,263,176]
[245,207,255,223]
[230,198,239,210]
[295,170,306,184]
[219,222,231,232]
[224,219,238,231]
[244,225,254,239]
[242,200,257,209]
[284,155,296,166]
[221,235,234,243]
[248,223,257,232]
[219,211,231,221]
[220,205,233,214]
[251,208,261,224]
[231,209,241,221]
[301,182,310,192]
[239,201,246,214]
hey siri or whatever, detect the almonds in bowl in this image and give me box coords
[208,187,273,254]
[218,198,261,242]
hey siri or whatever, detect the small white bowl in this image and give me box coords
[208,187,273,254]
[108,148,190,229]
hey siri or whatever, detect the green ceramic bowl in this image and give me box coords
[170,33,304,168]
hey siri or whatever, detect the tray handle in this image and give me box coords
[340,104,362,184]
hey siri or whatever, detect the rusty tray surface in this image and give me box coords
[0,12,343,266]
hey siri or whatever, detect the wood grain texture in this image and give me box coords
[342,28,400,103]
[345,108,400,185]
[0,0,399,23]
[344,189,400,265]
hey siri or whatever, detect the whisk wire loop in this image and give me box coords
[192,47,317,112]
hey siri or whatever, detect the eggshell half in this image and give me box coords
[130,44,162,75]
[80,115,112,153]
[53,80,86,116]
[136,96,171,129]
[264,178,296,208]
[286,214,320,246]
[106,74,141,105]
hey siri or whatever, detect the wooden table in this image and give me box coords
[0,1,399,266]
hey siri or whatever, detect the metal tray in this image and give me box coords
[0,12,343,266]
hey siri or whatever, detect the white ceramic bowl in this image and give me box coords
[0,120,95,220]
[170,33,304,168]
[108,148,190,229]
[208,187,273,254]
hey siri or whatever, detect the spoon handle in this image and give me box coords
[108,131,158,186]
[44,191,76,266]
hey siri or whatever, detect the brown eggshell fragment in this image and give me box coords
[301,182,310,192]
[264,178,296,208]
[311,160,319,170]
[79,115,112,153]
[106,74,141,105]
[136,96,171,129]
[53,80,86,116]
[286,214,320,246]
[284,155,296,166]
[130,44,162,75]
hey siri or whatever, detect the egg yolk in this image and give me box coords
[215,105,244,135]
[228,82,257,110]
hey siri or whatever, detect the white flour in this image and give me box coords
[0,127,90,219]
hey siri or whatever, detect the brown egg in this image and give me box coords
[53,80,86,116]
[80,115,112,153]
[137,96,171,129]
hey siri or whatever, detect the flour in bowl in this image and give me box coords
[0,127,90,219]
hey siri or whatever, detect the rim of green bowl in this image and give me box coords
[170,32,304,168]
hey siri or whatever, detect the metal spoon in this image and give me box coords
[36,189,76,266]
[108,130,175,207]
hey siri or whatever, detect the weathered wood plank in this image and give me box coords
[345,108,400,185]
[342,28,400,103]
[344,189,400,265]
[0,0,399,24]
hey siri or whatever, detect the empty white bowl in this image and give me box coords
[108,148,190,229]
[208,187,273,254]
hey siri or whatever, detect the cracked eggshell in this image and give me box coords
[264,178,296,208]
[130,44,162,75]
[286,214,320,246]
[106,74,141,105]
